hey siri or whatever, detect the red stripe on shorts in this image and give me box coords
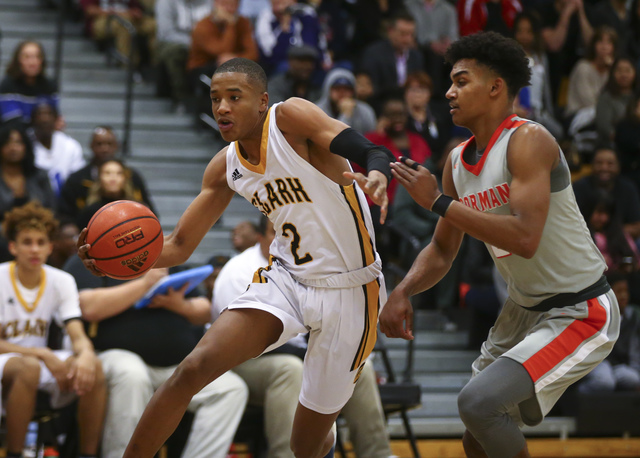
[522,297,607,382]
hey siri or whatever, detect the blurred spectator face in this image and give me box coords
[99,160,126,197]
[272,0,294,15]
[232,221,259,252]
[31,104,57,138]
[514,17,534,51]
[288,57,316,81]
[329,83,354,104]
[588,204,610,232]
[1,130,26,165]
[216,0,239,16]
[612,58,636,91]
[388,19,416,54]
[594,33,615,63]
[355,73,373,102]
[18,42,44,80]
[592,149,620,185]
[404,81,430,109]
[91,128,119,163]
[611,278,629,313]
[381,99,408,136]
[52,222,80,265]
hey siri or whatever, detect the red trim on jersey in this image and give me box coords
[522,297,607,382]
[461,115,527,176]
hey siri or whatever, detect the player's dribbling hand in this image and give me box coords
[77,227,105,277]
[379,288,414,340]
[343,170,389,224]
[391,157,440,211]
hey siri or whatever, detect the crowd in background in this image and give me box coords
[1,0,640,455]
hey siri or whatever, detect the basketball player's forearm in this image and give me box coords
[444,202,541,259]
[398,243,454,297]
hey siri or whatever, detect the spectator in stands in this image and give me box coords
[595,56,638,148]
[0,40,61,129]
[254,0,330,76]
[588,0,632,57]
[404,0,458,97]
[403,71,452,162]
[80,0,157,68]
[578,271,640,393]
[186,0,259,82]
[348,0,404,58]
[456,0,522,37]
[65,257,249,458]
[364,96,431,212]
[231,220,259,252]
[315,67,377,135]
[154,0,211,112]
[565,26,617,121]
[359,11,424,108]
[539,0,594,105]
[267,44,322,105]
[31,103,86,197]
[47,217,80,269]
[308,0,353,66]
[615,92,640,189]
[0,124,55,221]
[573,146,640,239]
[58,126,154,221]
[354,72,375,106]
[512,11,564,140]
[75,159,142,229]
[214,216,393,458]
[203,254,231,302]
[584,189,639,273]
[391,137,466,317]
[1,202,106,458]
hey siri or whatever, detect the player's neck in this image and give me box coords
[469,107,515,151]
[14,262,44,289]
[238,111,269,165]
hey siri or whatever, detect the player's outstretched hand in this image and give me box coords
[379,288,414,340]
[77,227,104,277]
[390,157,440,211]
[343,170,389,224]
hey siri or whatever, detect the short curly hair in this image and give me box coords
[445,32,531,99]
[2,201,59,242]
[215,58,268,93]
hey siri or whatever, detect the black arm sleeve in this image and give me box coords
[329,128,395,183]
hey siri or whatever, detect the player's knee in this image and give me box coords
[15,356,41,389]
[273,356,303,385]
[458,383,502,428]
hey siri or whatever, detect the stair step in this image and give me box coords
[63,112,194,130]
[385,349,477,374]
[0,0,44,9]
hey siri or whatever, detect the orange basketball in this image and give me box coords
[86,200,164,280]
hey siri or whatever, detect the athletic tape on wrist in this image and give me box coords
[431,194,454,217]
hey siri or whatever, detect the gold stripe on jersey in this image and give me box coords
[234,107,272,175]
[252,256,274,283]
[351,278,380,371]
[341,184,375,268]
[9,262,46,313]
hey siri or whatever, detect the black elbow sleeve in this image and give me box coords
[330,128,394,183]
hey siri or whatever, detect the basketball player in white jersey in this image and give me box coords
[78,58,394,458]
[381,32,620,457]
[0,202,106,458]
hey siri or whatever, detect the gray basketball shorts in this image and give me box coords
[471,289,620,426]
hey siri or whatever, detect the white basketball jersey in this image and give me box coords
[226,103,379,281]
[0,262,81,348]
[450,115,606,308]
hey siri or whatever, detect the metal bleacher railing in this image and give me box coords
[53,2,136,155]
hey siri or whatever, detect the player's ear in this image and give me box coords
[490,78,505,97]
[8,241,16,257]
[259,92,269,114]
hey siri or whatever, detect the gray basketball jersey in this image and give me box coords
[450,115,606,308]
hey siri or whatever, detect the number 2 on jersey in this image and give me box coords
[282,223,313,265]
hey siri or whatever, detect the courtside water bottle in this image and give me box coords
[24,421,39,458]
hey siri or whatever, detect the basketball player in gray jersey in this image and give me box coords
[380,32,620,457]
